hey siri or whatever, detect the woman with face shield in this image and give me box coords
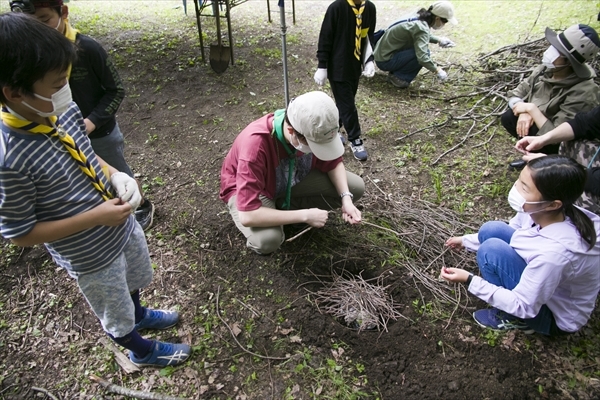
[373,1,457,89]
[441,155,600,336]
[504,24,600,170]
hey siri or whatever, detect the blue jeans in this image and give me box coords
[375,47,424,83]
[476,221,563,336]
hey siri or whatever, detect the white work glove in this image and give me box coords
[362,61,375,78]
[314,68,328,86]
[438,37,456,48]
[436,68,448,81]
[110,172,142,211]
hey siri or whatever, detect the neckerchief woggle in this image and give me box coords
[272,109,296,210]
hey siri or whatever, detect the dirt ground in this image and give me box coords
[1,1,600,399]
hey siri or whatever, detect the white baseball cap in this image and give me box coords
[286,91,343,161]
[430,1,458,25]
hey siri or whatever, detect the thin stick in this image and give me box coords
[31,387,60,400]
[285,226,312,242]
[89,375,187,400]
[215,287,290,361]
[361,220,417,237]
[395,117,451,141]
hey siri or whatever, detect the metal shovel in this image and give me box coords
[209,1,230,74]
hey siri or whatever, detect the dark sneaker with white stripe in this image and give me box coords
[135,309,179,331]
[473,308,534,334]
[135,199,155,231]
[350,138,368,161]
[130,341,191,367]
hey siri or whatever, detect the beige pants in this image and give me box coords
[227,170,365,254]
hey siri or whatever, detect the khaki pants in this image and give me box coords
[227,170,364,254]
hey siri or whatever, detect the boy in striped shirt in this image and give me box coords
[0,13,190,368]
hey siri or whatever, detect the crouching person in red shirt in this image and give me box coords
[219,91,364,254]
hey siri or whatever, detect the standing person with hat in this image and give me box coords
[314,0,377,161]
[503,24,600,170]
[219,91,364,255]
[373,1,458,89]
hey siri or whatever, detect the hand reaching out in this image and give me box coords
[304,208,329,228]
[439,267,470,283]
[445,236,464,250]
[341,202,362,225]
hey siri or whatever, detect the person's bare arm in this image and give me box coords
[11,199,132,247]
[238,206,328,228]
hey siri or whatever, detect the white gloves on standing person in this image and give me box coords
[438,37,456,48]
[436,67,448,81]
[110,172,142,211]
[362,61,375,78]
[314,68,328,86]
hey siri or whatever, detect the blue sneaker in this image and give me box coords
[473,308,534,334]
[130,341,191,367]
[135,309,179,331]
[350,138,368,161]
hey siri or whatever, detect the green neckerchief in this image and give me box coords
[272,109,296,210]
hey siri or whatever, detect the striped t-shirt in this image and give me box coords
[0,102,134,276]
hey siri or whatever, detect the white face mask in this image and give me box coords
[290,133,312,154]
[54,17,62,30]
[542,46,561,69]
[431,18,444,30]
[22,82,73,118]
[507,184,548,214]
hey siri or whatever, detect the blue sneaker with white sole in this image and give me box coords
[473,308,534,334]
[130,341,191,367]
[135,309,179,331]
[350,138,368,161]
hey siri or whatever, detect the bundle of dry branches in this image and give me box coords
[365,180,480,309]
[310,271,406,333]
[400,31,600,164]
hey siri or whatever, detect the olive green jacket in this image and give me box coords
[373,20,439,72]
[508,64,600,135]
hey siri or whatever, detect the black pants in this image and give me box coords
[500,109,560,154]
[330,79,361,142]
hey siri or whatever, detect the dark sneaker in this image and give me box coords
[130,341,191,367]
[350,138,368,161]
[135,309,179,331]
[135,199,155,230]
[473,308,534,334]
[388,74,410,88]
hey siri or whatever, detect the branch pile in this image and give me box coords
[366,183,480,308]
[402,32,600,163]
[311,271,406,333]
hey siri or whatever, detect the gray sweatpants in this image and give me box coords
[74,221,153,337]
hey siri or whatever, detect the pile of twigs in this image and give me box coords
[366,180,480,310]
[310,271,406,333]
[400,31,599,164]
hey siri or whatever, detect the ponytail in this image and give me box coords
[564,204,597,250]
[417,7,436,26]
[528,155,597,251]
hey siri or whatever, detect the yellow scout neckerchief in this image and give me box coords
[0,107,113,201]
[347,0,366,60]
